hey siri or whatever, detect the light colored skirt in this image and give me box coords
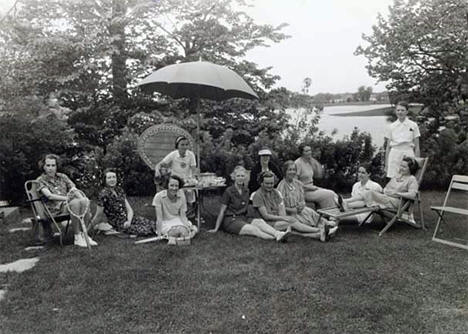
[387,147,414,178]
[293,206,323,227]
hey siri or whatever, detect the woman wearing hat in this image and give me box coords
[248,147,283,193]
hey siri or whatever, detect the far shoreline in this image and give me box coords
[331,106,392,117]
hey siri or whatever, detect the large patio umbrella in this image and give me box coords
[136,60,259,167]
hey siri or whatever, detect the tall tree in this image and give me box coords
[355,0,468,184]
[355,0,467,107]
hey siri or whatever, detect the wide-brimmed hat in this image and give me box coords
[258,148,272,156]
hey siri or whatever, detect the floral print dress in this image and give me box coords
[97,186,155,236]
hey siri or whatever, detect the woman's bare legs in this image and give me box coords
[239,224,275,240]
[291,221,321,233]
[344,196,366,209]
[304,188,336,209]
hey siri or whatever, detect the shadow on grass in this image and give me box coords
[0,191,467,333]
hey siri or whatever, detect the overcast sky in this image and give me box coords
[0,0,394,94]
[245,0,394,94]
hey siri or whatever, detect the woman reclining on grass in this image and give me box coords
[152,175,197,244]
[91,168,156,236]
[209,165,289,242]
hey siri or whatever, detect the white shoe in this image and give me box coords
[328,226,338,238]
[276,230,290,242]
[74,233,87,247]
[85,234,98,246]
[320,224,329,242]
[94,222,114,232]
[327,219,338,227]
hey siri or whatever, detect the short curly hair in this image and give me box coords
[282,160,296,174]
[165,174,185,189]
[396,100,409,110]
[298,143,312,155]
[402,157,419,175]
[38,154,61,171]
[102,168,119,187]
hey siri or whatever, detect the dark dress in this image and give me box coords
[221,185,253,234]
[97,186,155,236]
[248,161,283,193]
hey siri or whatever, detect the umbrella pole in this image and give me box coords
[195,95,201,230]
[196,96,200,169]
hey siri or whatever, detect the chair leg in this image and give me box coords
[379,215,398,237]
[31,219,42,244]
[418,200,426,230]
[358,212,374,227]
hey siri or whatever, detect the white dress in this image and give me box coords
[385,118,420,178]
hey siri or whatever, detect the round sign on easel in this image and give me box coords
[137,124,195,170]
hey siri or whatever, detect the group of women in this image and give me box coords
[33,101,421,247]
[35,136,198,247]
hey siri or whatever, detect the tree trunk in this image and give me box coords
[110,0,128,105]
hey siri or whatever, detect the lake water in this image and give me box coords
[288,104,391,148]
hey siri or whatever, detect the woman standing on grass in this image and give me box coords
[91,169,156,236]
[209,165,289,242]
[384,101,420,178]
[36,154,97,247]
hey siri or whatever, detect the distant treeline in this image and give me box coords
[313,91,390,104]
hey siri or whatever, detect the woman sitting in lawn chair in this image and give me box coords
[342,157,419,213]
[342,163,383,224]
[208,165,290,242]
[91,168,156,236]
[152,175,197,244]
[36,154,97,247]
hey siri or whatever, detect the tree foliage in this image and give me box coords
[356,0,468,186]
[356,0,467,104]
[0,0,384,198]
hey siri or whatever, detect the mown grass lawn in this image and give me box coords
[0,191,467,333]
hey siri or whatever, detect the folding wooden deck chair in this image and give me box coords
[25,180,71,246]
[375,157,428,236]
[431,175,468,250]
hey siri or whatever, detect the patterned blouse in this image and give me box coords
[97,186,155,235]
[276,179,306,209]
[36,172,75,214]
